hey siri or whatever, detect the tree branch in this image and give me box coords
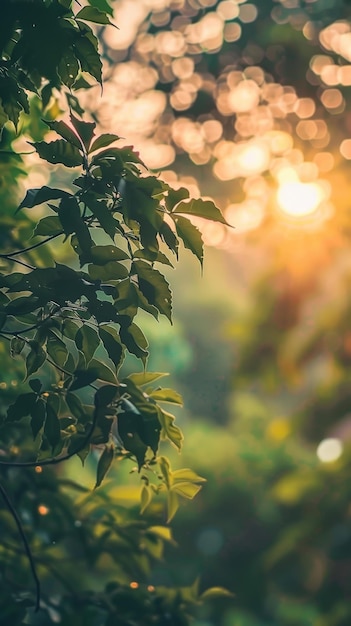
[0,480,41,611]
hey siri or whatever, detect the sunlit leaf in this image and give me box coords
[157,408,183,451]
[149,388,183,406]
[89,133,120,153]
[128,372,169,386]
[172,198,229,225]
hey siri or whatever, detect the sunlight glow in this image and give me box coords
[316,438,343,463]
[277,181,324,217]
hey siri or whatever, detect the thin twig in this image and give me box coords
[0,232,63,259]
[0,480,41,611]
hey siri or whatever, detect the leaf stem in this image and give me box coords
[0,480,41,611]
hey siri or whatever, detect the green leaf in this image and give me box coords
[25,341,46,378]
[6,393,37,423]
[69,113,96,150]
[133,261,172,322]
[165,187,189,212]
[44,401,61,451]
[172,198,230,225]
[87,0,113,15]
[172,468,206,484]
[88,262,128,281]
[76,6,114,25]
[33,215,63,237]
[30,398,46,439]
[17,186,71,211]
[171,482,202,499]
[65,392,88,424]
[157,408,183,451]
[158,455,173,489]
[117,410,147,471]
[90,245,129,264]
[75,325,100,365]
[47,332,68,368]
[89,133,120,153]
[89,358,118,384]
[140,483,152,514]
[173,215,204,266]
[74,36,103,84]
[200,587,235,600]
[149,388,183,406]
[99,325,124,370]
[167,490,179,523]
[94,384,119,408]
[58,49,80,87]
[128,372,169,386]
[119,322,148,363]
[94,443,115,488]
[44,119,82,149]
[28,379,42,394]
[70,369,99,391]
[83,197,120,240]
[10,336,25,357]
[31,140,83,167]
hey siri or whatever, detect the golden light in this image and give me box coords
[235,141,270,176]
[277,181,324,217]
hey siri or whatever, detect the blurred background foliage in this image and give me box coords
[2,0,351,624]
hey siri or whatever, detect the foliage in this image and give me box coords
[0,0,229,622]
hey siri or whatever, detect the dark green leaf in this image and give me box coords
[119,322,148,363]
[28,379,42,394]
[99,325,124,370]
[90,245,129,264]
[30,398,46,439]
[65,392,87,423]
[173,215,204,266]
[6,393,37,423]
[47,332,68,368]
[25,340,46,378]
[17,186,71,211]
[133,260,172,322]
[94,384,119,408]
[172,198,230,225]
[33,215,63,237]
[69,113,96,150]
[6,296,39,315]
[89,133,120,153]
[117,410,147,471]
[94,443,115,488]
[57,50,80,88]
[10,336,25,357]
[31,140,83,167]
[89,358,118,384]
[75,325,100,365]
[44,401,61,451]
[87,0,113,15]
[76,6,114,25]
[88,261,128,281]
[44,119,82,149]
[69,369,99,391]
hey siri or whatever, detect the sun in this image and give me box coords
[277,181,324,217]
